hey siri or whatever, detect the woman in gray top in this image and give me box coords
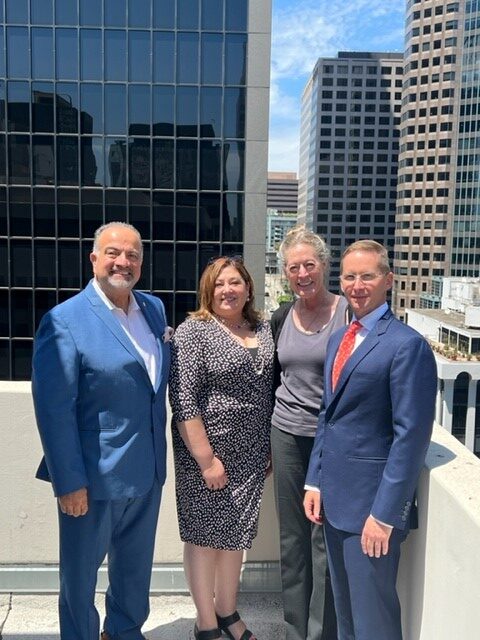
[271,227,347,640]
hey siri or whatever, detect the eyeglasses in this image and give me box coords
[207,254,244,266]
[339,272,385,284]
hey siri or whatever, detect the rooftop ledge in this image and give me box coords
[1,383,480,639]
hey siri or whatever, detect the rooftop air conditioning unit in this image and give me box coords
[465,306,480,329]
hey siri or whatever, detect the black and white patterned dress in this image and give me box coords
[169,317,274,550]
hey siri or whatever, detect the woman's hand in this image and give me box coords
[265,453,273,478]
[201,455,228,490]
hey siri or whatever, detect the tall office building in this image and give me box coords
[297,52,403,290]
[0,0,271,380]
[394,0,480,317]
[265,171,297,273]
[267,171,298,212]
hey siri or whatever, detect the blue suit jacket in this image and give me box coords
[32,281,170,500]
[305,308,437,534]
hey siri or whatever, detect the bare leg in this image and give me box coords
[214,550,256,640]
[184,542,219,631]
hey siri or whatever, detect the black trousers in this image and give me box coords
[271,425,337,640]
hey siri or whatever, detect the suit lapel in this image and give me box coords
[329,310,394,400]
[84,282,152,385]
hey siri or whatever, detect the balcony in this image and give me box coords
[1,382,480,638]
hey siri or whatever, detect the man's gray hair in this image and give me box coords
[92,222,143,255]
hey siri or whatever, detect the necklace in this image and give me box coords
[296,298,333,334]
[214,314,249,330]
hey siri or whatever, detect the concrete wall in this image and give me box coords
[244,0,272,304]
[0,382,279,590]
[398,423,480,639]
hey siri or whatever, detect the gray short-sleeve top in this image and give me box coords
[272,296,348,437]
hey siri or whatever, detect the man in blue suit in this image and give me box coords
[304,240,437,640]
[32,222,171,640]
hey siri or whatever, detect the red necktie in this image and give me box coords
[332,321,363,390]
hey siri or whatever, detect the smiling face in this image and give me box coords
[283,243,326,301]
[340,250,393,319]
[211,265,250,320]
[90,226,142,304]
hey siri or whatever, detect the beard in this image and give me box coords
[106,272,136,289]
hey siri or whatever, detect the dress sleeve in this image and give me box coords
[168,319,206,423]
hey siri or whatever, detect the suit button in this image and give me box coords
[328,422,334,428]
[401,515,407,521]
[406,501,411,506]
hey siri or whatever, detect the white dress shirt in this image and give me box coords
[350,302,389,352]
[92,279,160,390]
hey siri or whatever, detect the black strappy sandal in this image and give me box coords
[194,623,222,640]
[216,611,257,640]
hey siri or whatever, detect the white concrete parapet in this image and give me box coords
[398,423,480,639]
[0,382,279,592]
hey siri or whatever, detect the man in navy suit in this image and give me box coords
[304,240,437,640]
[32,222,171,640]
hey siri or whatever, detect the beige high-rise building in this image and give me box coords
[394,0,480,318]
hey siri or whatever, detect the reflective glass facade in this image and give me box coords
[452,0,480,276]
[0,0,259,380]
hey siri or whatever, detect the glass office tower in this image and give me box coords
[0,0,271,379]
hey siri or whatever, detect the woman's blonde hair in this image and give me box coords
[279,225,331,267]
[189,257,261,328]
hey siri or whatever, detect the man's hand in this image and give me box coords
[303,490,323,524]
[201,456,228,490]
[361,515,392,557]
[58,488,88,517]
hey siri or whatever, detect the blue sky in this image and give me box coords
[269,0,406,173]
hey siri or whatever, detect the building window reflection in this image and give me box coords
[32,83,55,133]
[1,0,251,378]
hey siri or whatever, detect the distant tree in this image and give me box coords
[277,292,294,304]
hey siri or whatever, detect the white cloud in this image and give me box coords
[271,0,404,83]
[269,81,301,121]
[271,4,338,83]
[371,26,405,49]
[268,126,301,173]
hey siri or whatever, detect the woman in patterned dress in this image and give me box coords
[169,257,274,640]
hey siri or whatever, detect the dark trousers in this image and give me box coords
[324,519,407,640]
[58,481,162,640]
[271,426,337,640]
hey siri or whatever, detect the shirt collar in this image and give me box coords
[352,302,388,332]
[92,278,139,313]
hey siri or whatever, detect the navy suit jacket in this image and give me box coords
[305,308,437,534]
[32,280,170,500]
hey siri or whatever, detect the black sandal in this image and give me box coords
[194,623,222,640]
[216,611,256,640]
